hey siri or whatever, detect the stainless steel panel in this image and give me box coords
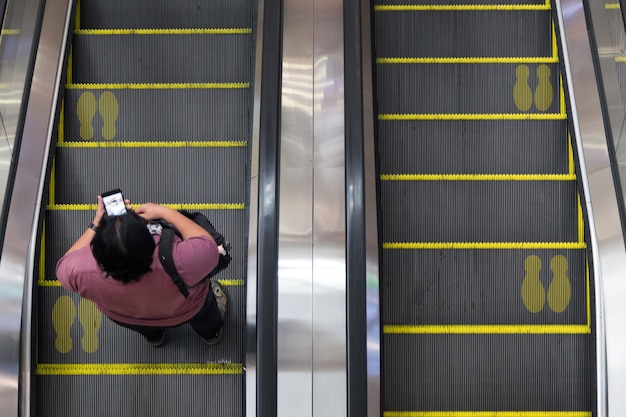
[359,0,381,412]
[278,0,346,413]
[555,1,626,416]
[0,0,41,220]
[245,0,265,410]
[311,0,346,413]
[0,0,74,416]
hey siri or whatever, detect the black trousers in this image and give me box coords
[111,283,223,342]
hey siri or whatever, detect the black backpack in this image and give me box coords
[156,210,231,298]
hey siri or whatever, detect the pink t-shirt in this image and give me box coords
[55,234,219,327]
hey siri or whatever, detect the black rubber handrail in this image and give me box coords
[255,0,283,414]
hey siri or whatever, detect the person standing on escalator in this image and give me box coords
[55,196,228,347]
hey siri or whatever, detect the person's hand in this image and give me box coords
[135,202,169,222]
[92,195,105,227]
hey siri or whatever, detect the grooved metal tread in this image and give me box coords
[35,0,255,416]
[374,0,594,415]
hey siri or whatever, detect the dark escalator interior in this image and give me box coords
[373,0,594,415]
[35,0,255,415]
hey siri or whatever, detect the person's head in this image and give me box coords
[91,211,155,283]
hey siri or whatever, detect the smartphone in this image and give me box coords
[101,189,127,216]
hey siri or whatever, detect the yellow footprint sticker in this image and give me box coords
[77,91,97,140]
[534,64,553,111]
[78,298,102,353]
[547,255,571,313]
[52,295,76,354]
[513,64,533,112]
[521,255,545,313]
[98,91,119,140]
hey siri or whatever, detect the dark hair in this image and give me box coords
[91,211,155,283]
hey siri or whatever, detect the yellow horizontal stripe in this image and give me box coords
[384,412,591,417]
[377,57,558,64]
[375,4,550,11]
[39,280,61,287]
[383,242,586,249]
[74,28,252,35]
[37,362,242,375]
[216,279,244,286]
[1,29,20,35]
[615,56,626,62]
[47,203,244,211]
[39,278,243,287]
[379,113,565,120]
[56,140,247,148]
[605,3,620,9]
[66,82,249,90]
[380,174,575,181]
[384,324,590,334]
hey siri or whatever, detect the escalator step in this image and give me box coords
[380,179,579,242]
[63,88,250,142]
[378,119,569,174]
[71,32,252,84]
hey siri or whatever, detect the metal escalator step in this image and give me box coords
[378,119,569,175]
[375,0,548,6]
[380,179,579,242]
[374,9,552,58]
[381,248,587,324]
[37,0,254,414]
[376,63,561,114]
[384,333,591,411]
[79,0,253,29]
[42,209,246,285]
[37,286,245,363]
[53,147,247,204]
[373,0,593,415]
[36,373,242,417]
[63,88,250,141]
[71,33,251,84]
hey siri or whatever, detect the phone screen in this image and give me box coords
[102,189,127,216]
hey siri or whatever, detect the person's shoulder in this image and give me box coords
[56,247,101,291]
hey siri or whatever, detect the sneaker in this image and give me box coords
[147,332,165,347]
[202,280,227,346]
[212,280,228,319]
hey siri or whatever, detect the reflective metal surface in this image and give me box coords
[359,0,381,412]
[0,0,41,224]
[0,0,67,415]
[0,0,73,415]
[246,0,264,410]
[555,0,626,415]
[278,0,346,413]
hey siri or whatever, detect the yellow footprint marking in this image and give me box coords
[78,298,102,353]
[534,64,553,111]
[521,255,545,313]
[52,295,76,354]
[513,64,532,112]
[77,91,97,140]
[547,255,571,313]
[98,91,119,140]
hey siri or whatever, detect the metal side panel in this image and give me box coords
[554,0,626,416]
[277,0,346,414]
[0,0,75,416]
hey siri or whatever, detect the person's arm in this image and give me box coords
[63,195,106,256]
[134,203,212,241]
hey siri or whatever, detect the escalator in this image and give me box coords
[373,0,594,415]
[34,0,255,415]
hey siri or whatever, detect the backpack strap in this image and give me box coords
[158,227,190,298]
